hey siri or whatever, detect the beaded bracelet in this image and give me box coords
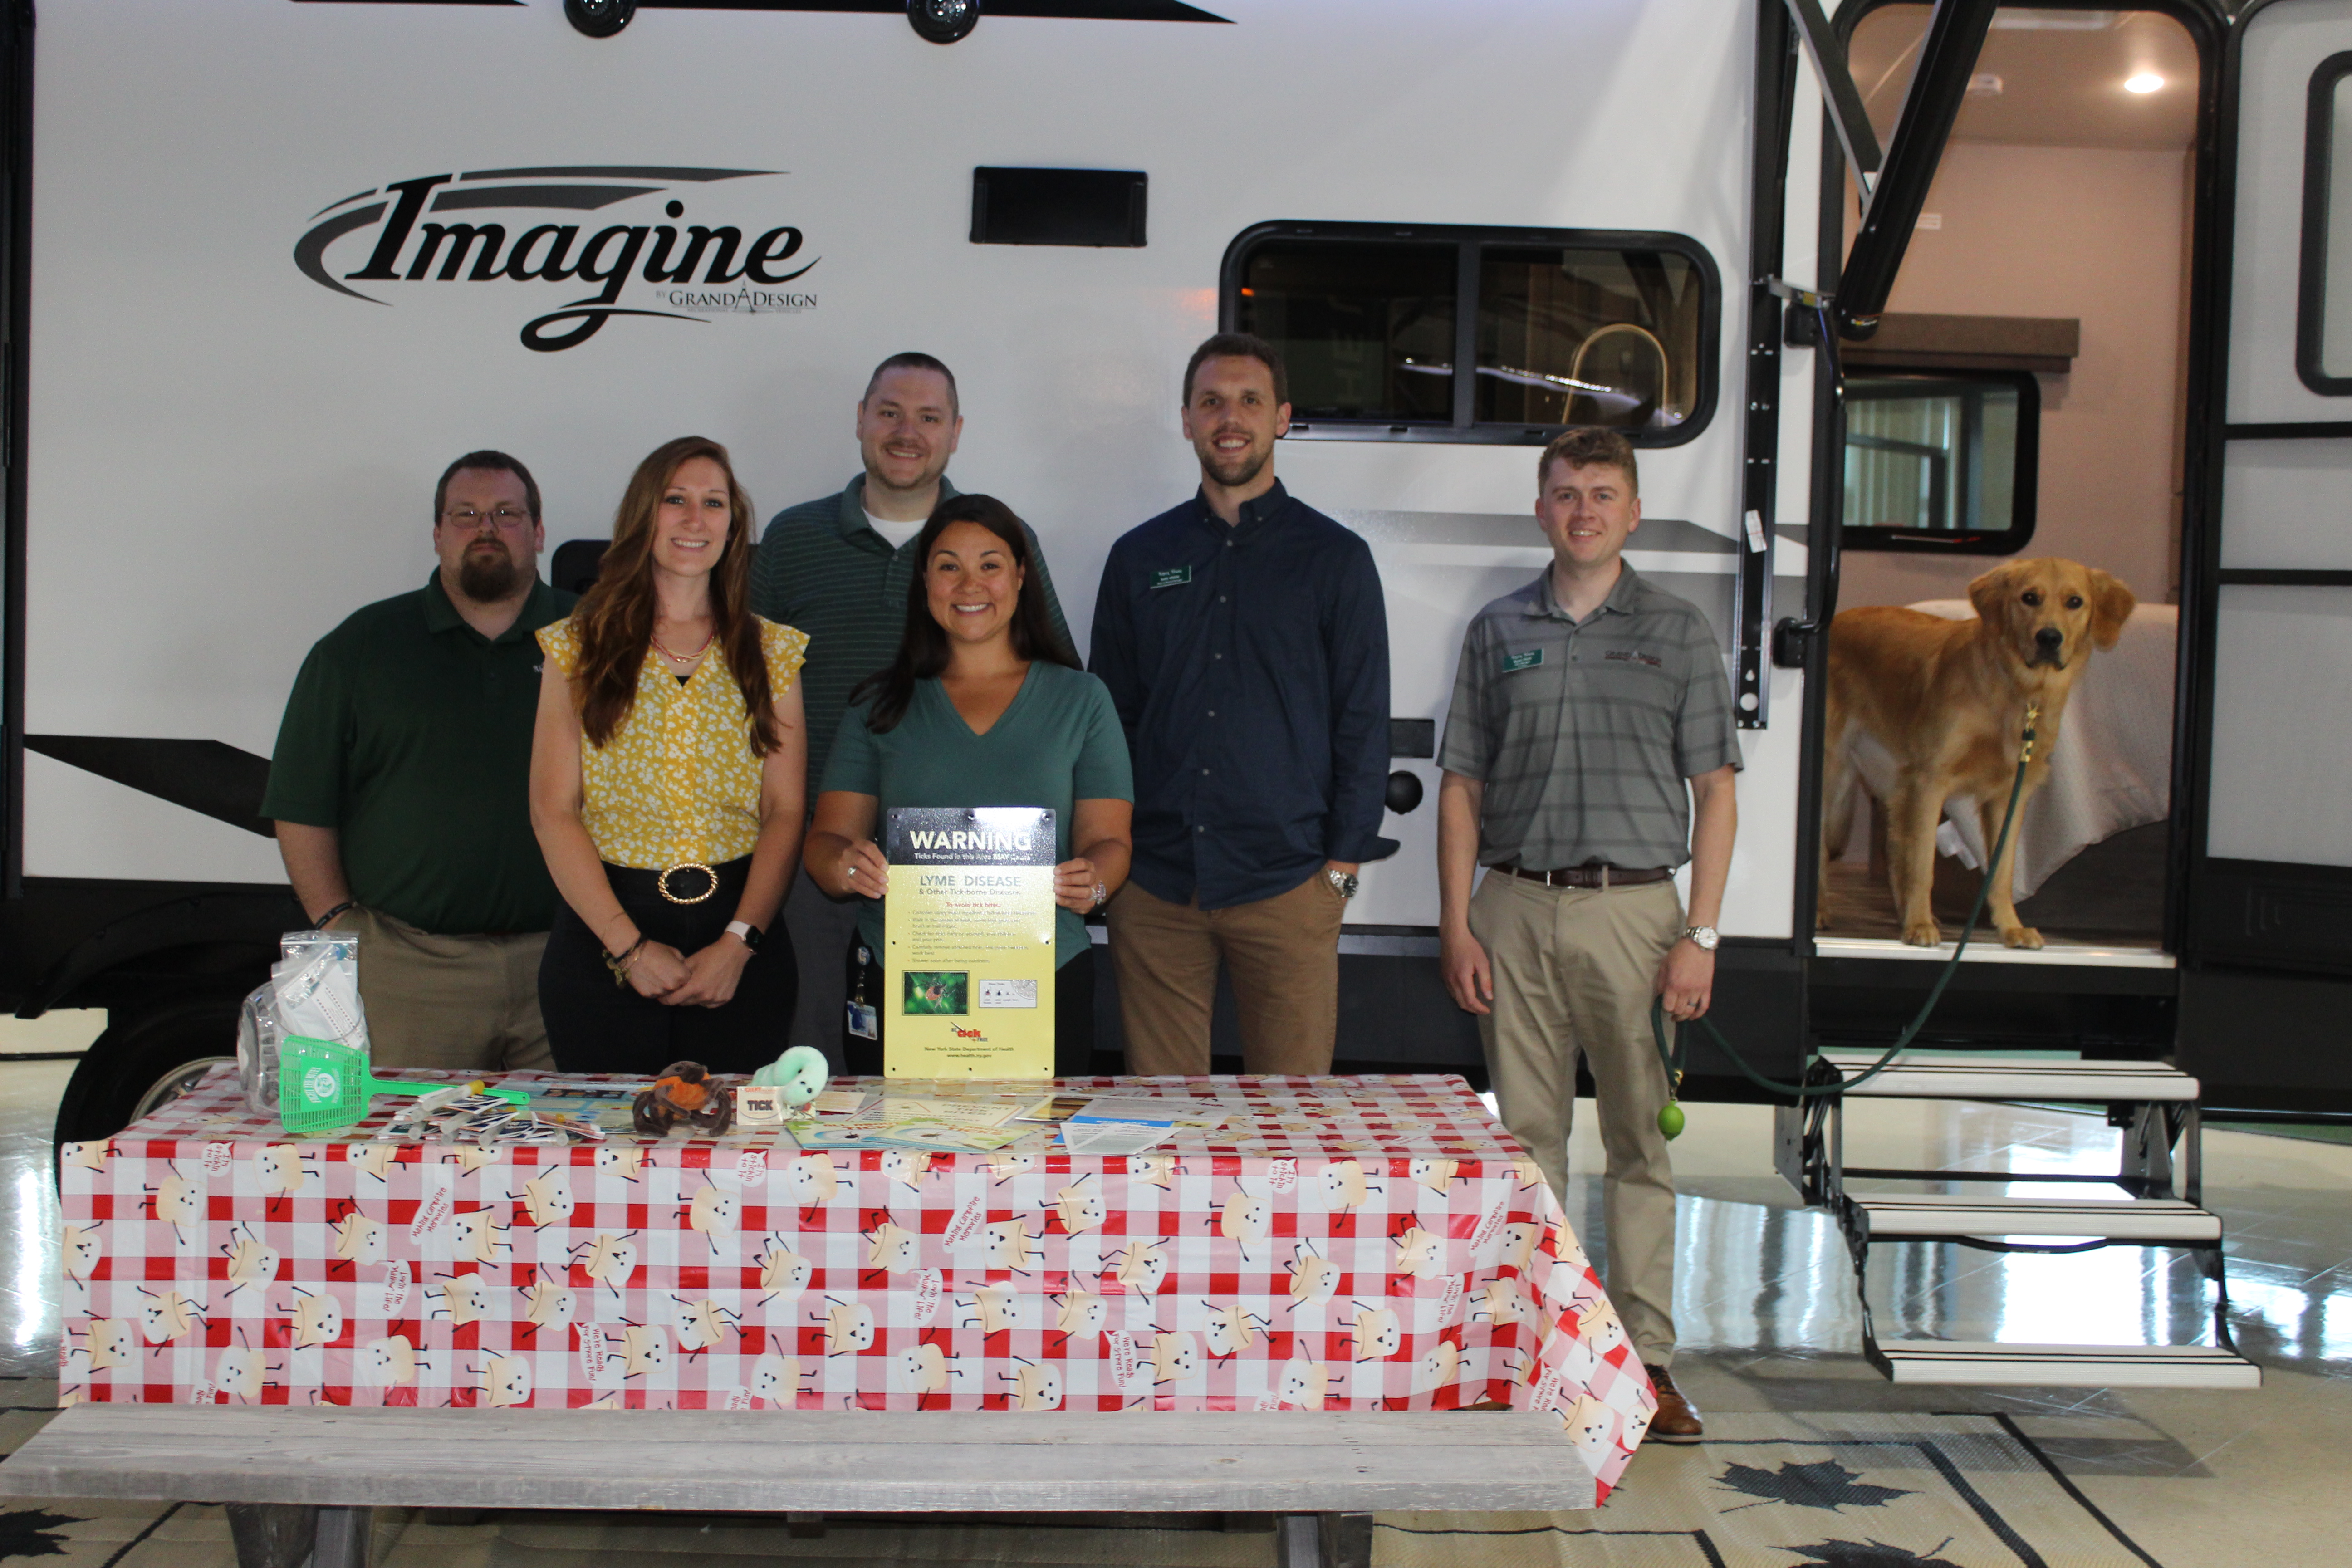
[603,937,647,988]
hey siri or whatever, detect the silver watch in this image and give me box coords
[1326,867,1360,899]
[1681,925,1719,951]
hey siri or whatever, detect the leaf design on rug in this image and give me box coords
[1779,1537,1962,1568]
[0,1505,85,1560]
[1714,1459,1913,1512]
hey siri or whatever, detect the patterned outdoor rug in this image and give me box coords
[0,1386,2161,1567]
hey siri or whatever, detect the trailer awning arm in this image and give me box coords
[1782,0,1882,206]
[1832,0,1997,340]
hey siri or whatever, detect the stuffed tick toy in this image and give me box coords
[633,1061,734,1137]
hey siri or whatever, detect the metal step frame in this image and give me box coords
[1773,1053,2256,1387]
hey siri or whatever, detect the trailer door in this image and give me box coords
[2180,0,2352,1106]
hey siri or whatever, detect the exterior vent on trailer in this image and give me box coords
[970,168,1147,248]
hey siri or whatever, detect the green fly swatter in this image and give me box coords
[277,1035,524,1135]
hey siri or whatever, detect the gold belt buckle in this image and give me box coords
[657,862,718,905]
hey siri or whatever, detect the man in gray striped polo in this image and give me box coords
[1435,426,1740,1443]
[751,353,1071,1066]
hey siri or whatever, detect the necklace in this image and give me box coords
[651,627,715,665]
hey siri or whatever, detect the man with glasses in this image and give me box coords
[263,451,576,1071]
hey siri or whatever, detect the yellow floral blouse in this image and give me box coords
[537,615,809,870]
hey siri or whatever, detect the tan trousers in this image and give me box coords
[1106,870,1348,1075]
[1471,871,1681,1367]
[348,906,555,1073]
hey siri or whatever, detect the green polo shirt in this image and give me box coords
[1438,564,1742,872]
[261,573,576,935]
[749,474,1073,789]
[821,662,1133,969]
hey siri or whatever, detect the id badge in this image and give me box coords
[846,1001,879,1041]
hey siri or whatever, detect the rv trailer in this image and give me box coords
[0,0,2342,1146]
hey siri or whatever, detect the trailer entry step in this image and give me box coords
[1820,1054,2199,1102]
[1867,1340,2261,1388]
[1850,1193,2220,1242]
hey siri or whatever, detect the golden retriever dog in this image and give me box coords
[1821,557,2135,949]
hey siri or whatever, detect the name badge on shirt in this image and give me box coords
[1150,566,1193,590]
[1500,648,1545,673]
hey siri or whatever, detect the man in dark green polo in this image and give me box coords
[750,352,1072,1066]
[263,451,576,1072]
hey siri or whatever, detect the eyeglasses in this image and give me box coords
[444,506,533,530]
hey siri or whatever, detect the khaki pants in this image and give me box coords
[1106,870,1348,1076]
[1471,871,1681,1367]
[348,906,555,1073]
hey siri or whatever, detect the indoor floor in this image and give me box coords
[0,1029,2343,1566]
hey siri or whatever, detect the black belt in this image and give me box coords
[1496,862,1673,889]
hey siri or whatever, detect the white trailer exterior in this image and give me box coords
[11,0,2347,1137]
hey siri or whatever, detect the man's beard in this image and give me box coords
[457,543,522,603]
[1199,438,1269,490]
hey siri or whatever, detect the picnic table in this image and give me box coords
[54,1070,1655,1500]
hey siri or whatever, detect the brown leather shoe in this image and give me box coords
[1644,1363,1705,1444]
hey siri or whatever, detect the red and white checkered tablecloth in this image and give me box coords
[57,1070,1656,1498]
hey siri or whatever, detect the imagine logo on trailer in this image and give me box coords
[294,166,818,351]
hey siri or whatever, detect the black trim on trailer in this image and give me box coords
[24,736,274,838]
[1782,0,1883,201]
[1788,0,1857,952]
[2187,856,2352,975]
[634,1,1236,21]
[2295,50,2352,394]
[1,1,27,900]
[2221,419,2352,437]
[2215,568,2352,585]
[1215,221,1723,450]
[1833,0,1999,341]
[1734,0,1800,731]
[2172,0,2232,967]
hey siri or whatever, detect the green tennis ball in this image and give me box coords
[1657,1100,1686,1141]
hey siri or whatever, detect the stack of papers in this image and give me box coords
[786,1093,1054,1153]
[1056,1095,1229,1156]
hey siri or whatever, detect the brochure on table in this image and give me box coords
[882,805,1057,1078]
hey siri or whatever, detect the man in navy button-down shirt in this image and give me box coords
[1091,333,1396,1074]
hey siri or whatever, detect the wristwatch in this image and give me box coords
[1326,867,1360,899]
[1680,925,1719,951]
[725,920,764,951]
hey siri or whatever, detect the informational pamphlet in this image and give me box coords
[1058,1120,1180,1156]
[1065,1097,1230,1131]
[882,806,1057,1078]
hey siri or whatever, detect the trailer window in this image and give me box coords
[1840,370,2038,553]
[1237,242,1456,424]
[1221,223,1718,447]
[1477,248,1706,430]
[2298,52,2352,393]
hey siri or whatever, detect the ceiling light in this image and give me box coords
[1992,9,2120,29]
[2125,73,2165,94]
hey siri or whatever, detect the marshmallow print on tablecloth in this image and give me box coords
[56,1071,1657,1500]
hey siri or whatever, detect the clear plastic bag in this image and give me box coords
[237,928,369,1113]
[234,980,281,1113]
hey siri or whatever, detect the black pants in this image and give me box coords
[540,858,797,1076]
[842,936,1097,1079]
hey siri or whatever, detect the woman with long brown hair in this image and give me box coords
[529,436,808,1072]
[805,494,1131,1078]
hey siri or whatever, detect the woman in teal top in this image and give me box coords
[806,494,1133,1077]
